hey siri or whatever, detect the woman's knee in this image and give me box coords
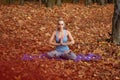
[68,52,77,60]
[47,50,62,58]
[63,52,77,60]
[47,50,57,58]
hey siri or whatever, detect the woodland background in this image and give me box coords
[0,0,120,80]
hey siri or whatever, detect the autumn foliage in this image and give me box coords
[0,2,120,80]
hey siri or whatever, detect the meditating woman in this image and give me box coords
[47,18,77,60]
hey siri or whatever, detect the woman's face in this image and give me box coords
[58,21,64,29]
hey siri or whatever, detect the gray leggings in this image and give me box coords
[47,50,77,60]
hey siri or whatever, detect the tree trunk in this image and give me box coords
[6,0,13,4]
[46,0,56,8]
[92,0,115,4]
[62,0,72,3]
[113,0,115,4]
[85,0,92,6]
[39,0,42,6]
[98,0,106,5]
[19,0,24,5]
[46,0,52,7]
[92,0,97,3]
[112,0,120,44]
[72,0,79,3]
[107,0,115,3]
[56,0,62,6]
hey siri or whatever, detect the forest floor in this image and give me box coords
[0,2,120,80]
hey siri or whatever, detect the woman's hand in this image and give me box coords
[60,43,66,46]
[60,38,66,46]
[60,41,74,46]
[60,42,67,46]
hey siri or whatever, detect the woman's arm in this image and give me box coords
[49,31,61,46]
[61,30,75,46]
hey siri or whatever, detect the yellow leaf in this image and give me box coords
[14,75,21,80]
[28,16,31,19]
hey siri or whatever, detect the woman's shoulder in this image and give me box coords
[65,30,71,35]
[52,31,57,35]
[65,30,70,33]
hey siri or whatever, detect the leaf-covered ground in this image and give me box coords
[0,2,120,80]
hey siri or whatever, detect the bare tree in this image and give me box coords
[112,0,120,44]
[19,0,24,5]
